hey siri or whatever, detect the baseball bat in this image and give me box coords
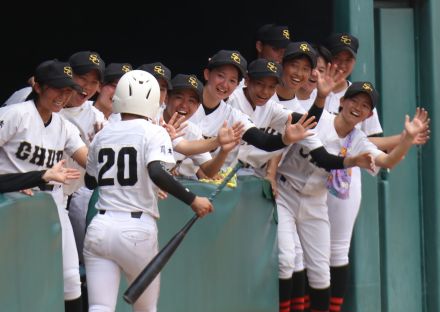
[123,161,242,304]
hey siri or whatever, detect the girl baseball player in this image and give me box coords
[273,81,428,312]
[189,49,315,178]
[323,33,429,311]
[0,59,87,311]
[83,70,213,312]
[160,73,243,179]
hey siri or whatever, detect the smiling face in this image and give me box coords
[203,64,240,102]
[332,50,356,81]
[339,92,373,126]
[66,70,101,107]
[165,88,200,121]
[244,76,279,107]
[34,83,74,121]
[281,56,312,93]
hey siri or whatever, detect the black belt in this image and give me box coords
[38,184,55,191]
[98,210,143,219]
[280,175,287,182]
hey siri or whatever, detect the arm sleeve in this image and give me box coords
[0,171,46,193]
[309,146,345,171]
[242,127,286,151]
[84,172,98,190]
[307,104,324,122]
[148,161,196,205]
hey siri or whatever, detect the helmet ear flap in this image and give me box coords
[112,70,160,119]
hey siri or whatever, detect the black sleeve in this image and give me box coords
[84,172,98,190]
[290,112,303,123]
[148,161,196,205]
[307,104,324,123]
[309,146,345,171]
[0,171,46,193]
[242,127,286,151]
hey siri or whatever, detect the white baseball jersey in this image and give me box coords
[60,100,107,195]
[271,93,307,114]
[228,88,321,170]
[0,101,85,204]
[298,88,317,111]
[107,113,121,123]
[277,111,384,197]
[86,119,175,219]
[3,86,32,106]
[189,100,256,167]
[324,81,383,136]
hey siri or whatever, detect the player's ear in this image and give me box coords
[244,75,250,87]
[33,82,43,95]
[203,68,210,81]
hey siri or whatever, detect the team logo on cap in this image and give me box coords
[154,65,165,76]
[340,35,352,45]
[230,52,242,64]
[362,82,373,92]
[122,65,132,73]
[267,62,278,73]
[188,76,198,88]
[282,29,290,40]
[300,43,310,52]
[89,54,101,65]
[64,66,73,77]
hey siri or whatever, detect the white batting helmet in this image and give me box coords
[112,70,160,119]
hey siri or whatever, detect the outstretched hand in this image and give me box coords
[316,63,345,98]
[218,121,244,152]
[160,112,188,141]
[404,107,430,141]
[282,113,317,145]
[42,159,81,184]
[351,152,376,171]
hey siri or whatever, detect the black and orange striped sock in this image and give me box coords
[291,270,306,311]
[280,278,293,312]
[329,265,349,312]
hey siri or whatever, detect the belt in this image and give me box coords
[38,184,55,191]
[280,175,287,182]
[98,210,143,219]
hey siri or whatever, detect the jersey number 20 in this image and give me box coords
[98,147,138,186]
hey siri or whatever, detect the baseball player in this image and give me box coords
[83,70,213,312]
[160,73,243,179]
[226,57,352,312]
[61,51,107,268]
[273,81,428,311]
[0,159,80,193]
[0,59,87,311]
[138,62,172,108]
[189,49,314,178]
[94,62,133,122]
[254,23,291,64]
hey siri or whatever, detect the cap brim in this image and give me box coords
[170,85,202,102]
[207,61,247,79]
[263,39,290,49]
[152,75,172,90]
[283,52,317,68]
[344,90,376,108]
[248,72,282,83]
[73,65,104,81]
[330,46,357,58]
[48,78,84,94]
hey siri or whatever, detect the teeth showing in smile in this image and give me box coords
[177,110,187,116]
[351,111,360,117]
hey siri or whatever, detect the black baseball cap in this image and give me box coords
[34,59,83,93]
[325,33,359,57]
[104,63,132,84]
[69,51,105,81]
[256,24,291,48]
[247,58,282,83]
[344,81,379,108]
[137,62,172,90]
[207,50,247,80]
[170,74,203,101]
[283,42,317,68]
